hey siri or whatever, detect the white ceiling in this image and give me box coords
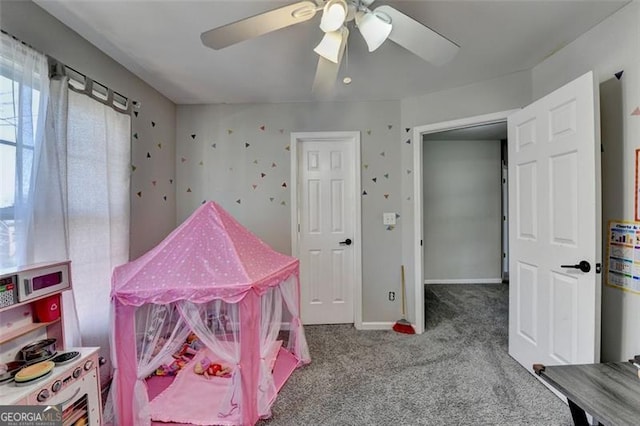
[34,0,628,105]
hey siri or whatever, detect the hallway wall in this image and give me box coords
[423,139,502,282]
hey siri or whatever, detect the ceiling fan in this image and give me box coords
[200,0,460,94]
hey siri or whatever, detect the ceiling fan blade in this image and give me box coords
[312,27,348,95]
[201,1,318,50]
[374,5,459,66]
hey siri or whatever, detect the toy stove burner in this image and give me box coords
[14,370,53,387]
[24,352,58,366]
[52,351,80,366]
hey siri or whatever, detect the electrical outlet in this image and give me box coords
[388,291,395,301]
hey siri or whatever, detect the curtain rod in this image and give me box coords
[1,28,139,115]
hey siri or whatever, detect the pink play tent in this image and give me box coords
[110,202,310,425]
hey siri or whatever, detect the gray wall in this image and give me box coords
[0,0,177,260]
[8,0,637,362]
[531,1,640,362]
[176,101,403,324]
[422,139,502,282]
[399,70,532,321]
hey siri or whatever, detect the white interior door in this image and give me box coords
[293,132,360,325]
[508,71,601,372]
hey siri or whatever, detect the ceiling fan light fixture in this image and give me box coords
[356,10,392,52]
[319,0,348,32]
[313,27,346,63]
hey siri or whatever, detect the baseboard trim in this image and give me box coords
[359,321,396,330]
[424,278,503,284]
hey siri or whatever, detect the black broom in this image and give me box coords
[393,265,415,334]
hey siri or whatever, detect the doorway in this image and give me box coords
[412,71,602,379]
[411,110,518,334]
[422,123,508,285]
[290,131,363,327]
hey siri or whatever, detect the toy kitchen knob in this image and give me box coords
[37,389,50,402]
[84,360,94,371]
[51,380,62,393]
[72,367,82,379]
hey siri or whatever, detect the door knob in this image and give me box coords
[560,260,591,273]
[339,238,352,246]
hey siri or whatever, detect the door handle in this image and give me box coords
[339,238,352,246]
[560,260,591,273]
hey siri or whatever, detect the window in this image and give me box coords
[0,54,45,269]
[1,35,130,389]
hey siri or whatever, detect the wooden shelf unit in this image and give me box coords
[0,261,71,361]
[0,318,61,345]
[0,291,65,314]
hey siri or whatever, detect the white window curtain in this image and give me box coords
[66,89,130,376]
[258,286,282,416]
[0,36,82,349]
[32,76,69,263]
[1,30,131,388]
[0,32,52,268]
[178,300,242,420]
[42,77,84,349]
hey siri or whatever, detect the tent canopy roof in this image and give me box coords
[111,202,298,306]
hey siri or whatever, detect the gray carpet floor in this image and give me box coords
[258,284,573,426]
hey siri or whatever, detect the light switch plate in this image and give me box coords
[383,212,396,225]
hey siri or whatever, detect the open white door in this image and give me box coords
[508,71,601,372]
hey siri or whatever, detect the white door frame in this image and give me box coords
[412,110,519,334]
[290,131,363,329]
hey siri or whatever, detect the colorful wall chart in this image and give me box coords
[606,220,640,294]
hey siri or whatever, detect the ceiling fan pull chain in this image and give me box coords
[343,35,352,85]
[345,35,349,71]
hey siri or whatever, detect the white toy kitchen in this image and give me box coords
[0,261,102,425]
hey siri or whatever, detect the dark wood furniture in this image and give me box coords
[534,362,640,426]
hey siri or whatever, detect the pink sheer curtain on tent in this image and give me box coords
[144,298,243,425]
[135,304,191,425]
[177,300,242,420]
[280,275,311,363]
[258,287,282,416]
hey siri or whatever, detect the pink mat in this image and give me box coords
[147,375,175,401]
[147,346,298,425]
[148,376,192,426]
[272,348,299,392]
[148,350,239,426]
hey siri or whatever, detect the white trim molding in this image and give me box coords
[424,278,504,285]
[359,322,397,330]
[290,131,363,330]
[412,109,520,335]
